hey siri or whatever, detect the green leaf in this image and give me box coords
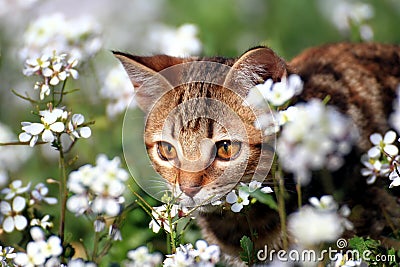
[249,190,278,211]
[239,236,254,265]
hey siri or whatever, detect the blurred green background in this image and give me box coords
[0,0,399,265]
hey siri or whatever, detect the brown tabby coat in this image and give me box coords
[115,43,400,265]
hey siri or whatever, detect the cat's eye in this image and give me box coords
[216,140,241,160]
[157,141,177,161]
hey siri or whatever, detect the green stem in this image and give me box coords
[56,80,68,107]
[296,183,302,209]
[273,159,288,250]
[92,230,100,263]
[167,205,176,253]
[58,136,68,250]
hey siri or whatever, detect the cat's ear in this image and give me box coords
[223,46,288,97]
[113,52,183,113]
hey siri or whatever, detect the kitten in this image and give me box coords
[114,43,400,265]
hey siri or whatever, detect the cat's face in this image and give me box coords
[115,48,287,208]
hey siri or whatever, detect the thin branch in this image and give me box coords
[11,89,38,104]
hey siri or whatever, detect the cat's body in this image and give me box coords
[115,43,400,265]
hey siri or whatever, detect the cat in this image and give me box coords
[114,43,400,265]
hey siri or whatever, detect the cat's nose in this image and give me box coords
[180,186,201,198]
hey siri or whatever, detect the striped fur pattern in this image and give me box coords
[114,43,400,265]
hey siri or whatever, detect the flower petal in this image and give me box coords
[79,127,92,138]
[367,147,380,158]
[22,123,44,135]
[366,175,377,184]
[13,196,26,212]
[384,130,396,144]
[226,191,237,204]
[261,186,273,194]
[3,216,15,233]
[384,145,399,156]
[369,133,382,145]
[14,215,28,231]
[0,201,11,214]
[231,203,243,213]
[30,135,39,147]
[19,132,32,142]
[389,178,400,188]
[72,114,84,125]
[50,122,65,133]
[42,129,55,142]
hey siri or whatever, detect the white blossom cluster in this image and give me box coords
[0,0,39,17]
[328,253,364,267]
[0,246,16,266]
[0,180,57,233]
[19,107,91,147]
[318,0,374,41]
[20,13,102,61]
[288,195,353,247]
[277,99,358,185]
[246,74,303,109]
[124,246,163,267]
[23,53,79,100]
[147,24,202,57]
[223,181,273,213]
[66,154,129,217]
[14,227,63,266]
[163,240,220,267]
[149,204,180,234]
[100,65,137,118]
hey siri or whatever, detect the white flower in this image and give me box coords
[14,242,46,267]
[23,52,80,100]
[194,240,220,263]
[125,246,163,267]
[94,218,106,232]
[91,195,123,216]
[309,195,338,211]
[100,66,136,118]
[368,131,398,158]
[277,99,358,185]
[226,189,250,212]
[0,196,27,233]
[31,215,54,229]
[23,54,51,76]
[288,205,344,246]
[19,108,66,146]
[0,246,16,261]
[240,181,273,194]
[149,204,179,233]
[67,194,90,215]
[109,225,122,241]
[67,154,128,217]
[20,13,102,61]
[30,183,58,205]
[68,113,92,139]
[39,235,63,258]
[1,180,31,200]
[163,241,220,267]
[318,0,374,41]
[244,181,262,192]
[332,253,363,267]
[389,167,400,188]
[247,74,303,108]
[148,23,202,57]
[360,155,390,184]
